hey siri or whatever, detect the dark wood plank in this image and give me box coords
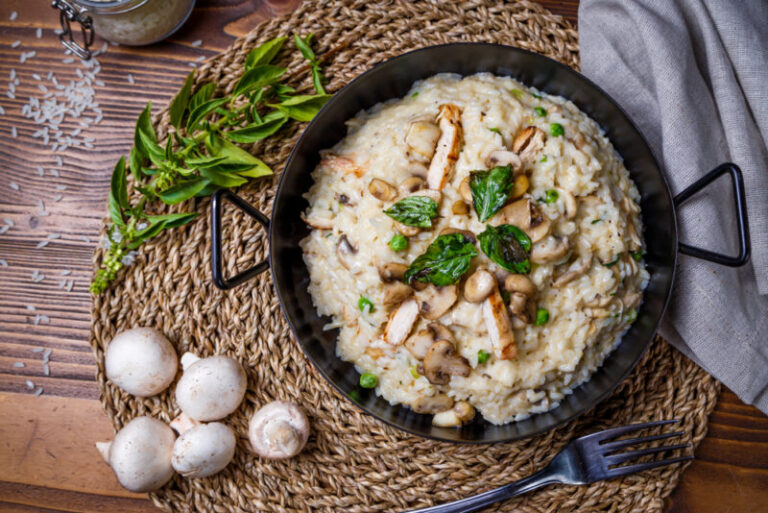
[0,1,766,513]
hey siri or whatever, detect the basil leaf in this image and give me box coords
[184,155,228,169]
[156,177,210,205]
[189,83,215,111]
[272,94,331,122]
[311,66,326,95]
[477,224,532,273]
[224,112,287,143]
[404,233,478,286]
[186,97,230,133]
[293,33,315,61]
[128,145,144,182]
[145,212,199,229]
[169,72,195,129]
[245,35,287,69]
[108,157,127,227]
[133,103,155,160]
[383,196,438,228]
[470,165,514,222]
[207,134,272,178]
[127,219,167,249]
[233,65,287,98]
[137,128,166,167]
[198,167,248,187]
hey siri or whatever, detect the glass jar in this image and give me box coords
[53,0,195,58]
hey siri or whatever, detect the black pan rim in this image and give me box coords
[269,42,679,443]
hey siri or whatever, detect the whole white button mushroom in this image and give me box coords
[96,416,176,492]
[105,328,178,397]
[248,401,310,459]
[175,353,247,421]
[171,422,236,478]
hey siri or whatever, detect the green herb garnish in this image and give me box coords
[500,290,511,304]
[511,89,525,100]
[469,165,514,222]
[540,189,559,204]
[488,127,502,135]
[631,251,644,261]
[389,234,408,251]
[383,196,438,228]
[625,309,638,323]
[409,366,420,379]
[535,308,549,326]
[549,123,564,137]
[411,91,419,98]
[591,219,601,224]
[293,33,326,95]
[477,350,491,364]
[532,92,542,99]
[358,296,374,313]
[91,35,329,294]
[404,233,478,286]
[359,373,378,388]
[540,155,548,162]
[534,107,547,117]
[603,255,622,267]
[477,224,532,273]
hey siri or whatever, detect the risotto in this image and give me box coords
[300,73,648,426]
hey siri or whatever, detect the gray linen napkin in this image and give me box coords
[578,0,768,413]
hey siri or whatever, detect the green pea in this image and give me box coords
[411,91,419,98]
[389,234,408,252]
[549,123,564,137]
[535,308,550,326]
[358,296,374,313]
[625,309,638,323]
[359,372,378,388]
[409,366,420,379]
[631,251,644,261]
[477,350,491,364]
[540,189,559,204]
[534,107,547,117]
[540,155,548,162]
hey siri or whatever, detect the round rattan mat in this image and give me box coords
[90,1,720,511]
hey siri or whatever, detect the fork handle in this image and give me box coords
[406,468,560,513]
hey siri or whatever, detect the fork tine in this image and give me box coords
[603,443,691,466]
[601,431,685,452]
[605,455,693,479]
[587,419,680,444]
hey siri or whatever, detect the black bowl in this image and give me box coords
[268,43,677,442]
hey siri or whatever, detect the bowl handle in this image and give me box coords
[673,162,750,266]
[211,189,270,290]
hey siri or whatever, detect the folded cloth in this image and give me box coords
[578,0,768,413]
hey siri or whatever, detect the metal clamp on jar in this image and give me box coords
[52,0,196,59]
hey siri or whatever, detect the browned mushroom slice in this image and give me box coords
[368,178,397,201]
[530,236,570,264]
[439,227,476,242]
[404,329,436,360]
[378,263,408,283]
[415,284,458,320]
[423,340,471,385]
[405,119,442,163]
[485,150,521,170]
[482,287,517,360]
[503,275,537,325]
[503,274,536,297]
[427,104,462,190]
[458,176,473,203]
[427,322,455,344]
[463,268,496,303]
[398,176,426,196]
[452,200,469,215]
[412,394,455,414]
[395,222,421,237]
[511,126,546,162]
[381,282,413,305]
[552,253,593,288]
[492,198,551,242]
[384,298,419,346]
[336,235,358,270]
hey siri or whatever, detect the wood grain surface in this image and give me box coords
[0,1,765,512]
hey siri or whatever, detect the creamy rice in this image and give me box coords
[300,73,649,425]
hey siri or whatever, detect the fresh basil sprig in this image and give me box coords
[404,233,478,286]
[477,224,532,273]
[383,196,438,228]
[91,34,330,294]
[470,165,514,222]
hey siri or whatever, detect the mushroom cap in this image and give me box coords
[423,340,471,385]
[105,328,178,397]
[171,422,236,478]
[463,268,496,303]
[107,416,175,492]
[249,401,310,459]
[175,355,247,421]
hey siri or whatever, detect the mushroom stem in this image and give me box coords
[180,352,200,370]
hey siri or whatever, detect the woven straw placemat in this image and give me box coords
[90,1,719,511]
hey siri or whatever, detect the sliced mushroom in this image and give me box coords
[555,188,577,219]
[510,174,529,200]
[482,287,517,360]
[428,322,455,345]
[503,274,537,297]
[405,119,442,163]
[411,188,442,205]
[301,212,334,230]
[507,292,533,323]
[384,298,419,345]
[458,176,473,203]
[423,340,471,385]
[427,104,462,190]
[395,222,421,237]
[378,262,408,283]
[485,150,521,169]
[432,400,476,427]
[415,284,458,320]
[511,126,546,161]
[368,178,397,201]
[439,227,476,242]
[452,200,469,215]
[336,235,358,270]
[492,198,551,242]
[404,329,436,360]
[407,162,429,179]
[504,275,537,325]
[412,393,455,414]
[398,176,426,196]
[381,282,413,305]
[531,236,570,264]
[463,268,496,303]
[552,253,593,288]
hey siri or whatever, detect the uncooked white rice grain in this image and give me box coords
[0,259,7,267]
[50,169,59,177]
[66,279,74,291]
[33,387,43,396]
[33,315,40,325]
[37,199,44,210]
[39,211,50,216]
[13,362,25,368]
[27,305,35,311]
[32,347,43,353]
[0,105,5,115]
[39,315,50,323]
[25,379,35,389]
[36,28,42,39]
[6,91,14,99]
[62,57,74,64]
[61,269,71,276]
[36,240,49,248]
[33,274,45,282]
[55,185,66,190]
[127,73,134,84]
[58,279,66,289]
[43,363,50,375]
[53,194,62,202]
[3,218,12,226]
[32,73,41,81]
[10,69,16,80]
[11,40,21,48]
[47,233,60,239]
[43,348,51,359]
[36,166,44,176]
[196,55,206,62]
[10,11,18,21]
[11,126,17,138]
[0,225,9,235]
[80,235,90,242]
[56,156,62,166]
[191,39,202,46]
[9,181,19,191]
[188,62,197,68]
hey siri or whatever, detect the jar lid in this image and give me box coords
[72,0,149,15]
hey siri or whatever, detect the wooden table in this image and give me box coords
[0,1,766,512]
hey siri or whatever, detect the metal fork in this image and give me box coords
[409,419,691,513]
